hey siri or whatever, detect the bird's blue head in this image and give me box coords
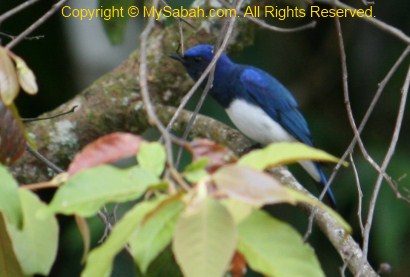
[170,44,233,82]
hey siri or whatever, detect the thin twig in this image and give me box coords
[334,20,388,273]
[360,0,374,5]
[350,153,364,235]
[339,252,354,277]
[220,0,317,33]
[327,46,410,198]
[314,0,410,45]
[139,0,189,193]
[112,203,120,223]
[97,210,113,243]
[358,62,410,277]
[25,143,64,173]
[245,16,317,33]
[22,179,63,190]
[169,167,191,191]
[177,19,185,55]
[159,0,195,30]
[0,32,44,41]
[5,0,69,49]
[23,105,78,123]
[0,0,41,24]
[305,17,349,240]
[165,52,218,135]
[333,17,369,193]
[139,0,175,163]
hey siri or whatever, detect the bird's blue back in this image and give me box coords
[239,66,312,147]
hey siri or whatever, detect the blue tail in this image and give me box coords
[316,164,337,208]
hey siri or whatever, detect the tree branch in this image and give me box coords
[269,167,378,277]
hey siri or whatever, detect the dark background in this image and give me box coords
[1,0,409,276]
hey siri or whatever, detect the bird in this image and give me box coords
[170,44,336,206]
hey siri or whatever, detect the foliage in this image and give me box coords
[0,168,58,276]
[0,46,38,164]
[0,133,349,277]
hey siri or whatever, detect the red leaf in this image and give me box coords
[0,100,26,164]
[186,138,237,173]
[230,251,247,277]
[68,132,142,175]
[213,165,293,207]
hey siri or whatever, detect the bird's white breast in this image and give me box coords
[226,99,294,145]
[225,99,321,182]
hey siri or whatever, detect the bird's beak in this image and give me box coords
[169,53,185,64]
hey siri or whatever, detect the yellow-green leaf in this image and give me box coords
[137,142,167,177]
[12,55,38,95]
[42,165,160,217]
[0,213,25,277]
[130,198,185,273]
[0,165,22,227]
[238,210,324,277]
[7,190,58,276]
[182,157,209,183]
[81,196,166,277]
[173,198,237,277]
[238,142,347,171]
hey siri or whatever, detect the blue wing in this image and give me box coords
[239,67,336,207]
[239,67,314,146]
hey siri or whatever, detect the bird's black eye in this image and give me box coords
[193,57,203,62]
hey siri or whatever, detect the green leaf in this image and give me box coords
[42,165,160,217]
[7,189,58,276]
[182,157,209,183]
[82,196,166,277]
[98,0,135,45]
[173,198,237,277]
[238,210,325,277]
[0,165,22,227]
[238,142,346,171]
[130,197,185,273]
[137,142,167,177]
[0,213,25,277]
